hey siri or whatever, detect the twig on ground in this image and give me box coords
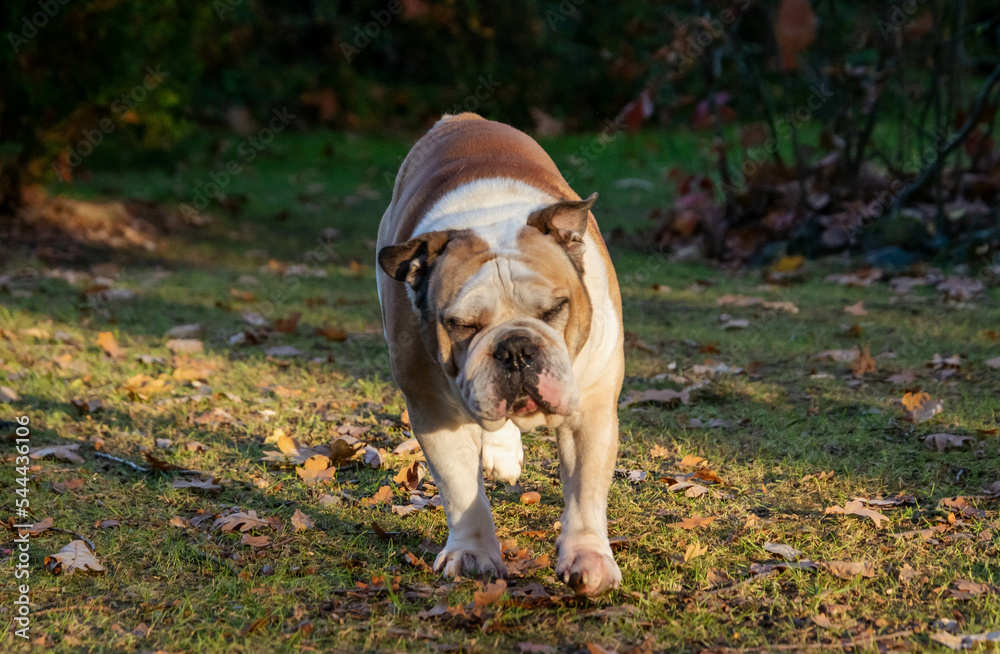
[95,451,150,473]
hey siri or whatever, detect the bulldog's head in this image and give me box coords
[378,194,597,431]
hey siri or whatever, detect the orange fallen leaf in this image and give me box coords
[274,312,302,334]
[669,513,716,530]
[296,455,336,485]
[96,331,121,357]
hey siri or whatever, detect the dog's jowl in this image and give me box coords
[376,113,625,595]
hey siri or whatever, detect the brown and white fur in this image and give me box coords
[376,113,624,595]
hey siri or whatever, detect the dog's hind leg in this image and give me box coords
[481,420,523,485]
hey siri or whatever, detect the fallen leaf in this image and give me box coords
[362,445,385,469]
[242,534,270,547]
[984,356,1000,369]
[18,517,53,536]
[824,500,890,528]
[45,540,105,576]
[851,345,876,378]
[669,513,716,530]
[31,444,84,464]
[764,542,802,561]
[213,510,275,532]
[96,331,121,357]
[291,509,314,532]
[901,391,943,423]
[315,325,348,342]
[684,541,708,562]
[843,301,867,316]
[392,461,425,491]
[165,339,203,354]
[811,614,839,629]
[816,349,859,363]
[0,386,19,402]
[473,579,508,609]
[679,454,706,468]
[361,485,393,507]
[274,312,302,334]
[885,370,917,384]
[931,630,1000,651]
[392,438,421,455]
[296,455,336,485]
[819,560,876,579]
[168,517,189,528]
[925,433,973,452]
[70,398,103,414]
[186,441,208,452]
[52,478,85,493]
[95,519,120,529]
[172,477,221,491]
[261,433,330,465]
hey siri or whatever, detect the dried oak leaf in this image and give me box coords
[213,510,275,533]
[473,579,508,609]
[172,477,221,491]
[669,513,716,530]
[925,433,973,452]
[273,312,302,334]
[392,461,425,491]
[296,455,336,485]
[291,509,315,532]
[45,540,105,576]
[361,485,393,507]
[901,391,943,423]
[819,560,876,579]
[824,499,889,528]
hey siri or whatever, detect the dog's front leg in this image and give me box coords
[554,398,622,595]
[411,412,506,579]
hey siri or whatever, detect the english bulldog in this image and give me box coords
[376,113,624,595]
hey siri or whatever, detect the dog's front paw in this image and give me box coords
[555,533,621,596]
[481,422,523,485]
[433,537,507,579]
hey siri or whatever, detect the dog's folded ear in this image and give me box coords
[377,230,452,286]
[526,192,597,269]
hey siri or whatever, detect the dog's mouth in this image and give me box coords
[510,386,559,416]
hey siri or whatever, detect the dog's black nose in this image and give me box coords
[494,335,537,371]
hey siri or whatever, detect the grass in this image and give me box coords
[1,128,999,653]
